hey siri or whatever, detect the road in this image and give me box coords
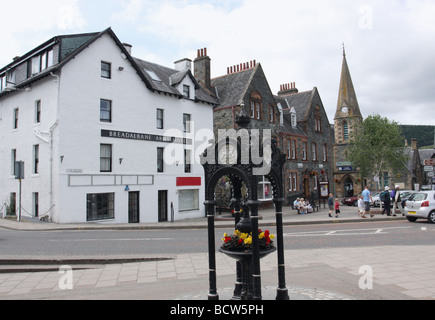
[1,220,434,257]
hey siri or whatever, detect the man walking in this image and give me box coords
[362,186,374,218]
[381,186,393,216]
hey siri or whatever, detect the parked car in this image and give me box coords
[404,191,435,223]
[342,196,359,206]
[400,191,417,209]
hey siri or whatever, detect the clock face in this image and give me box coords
[218,143,237,165]
[341,107,349,113]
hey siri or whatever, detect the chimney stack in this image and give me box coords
[226,60,257,75]
[278,82,298,96]
[194,47,211,90]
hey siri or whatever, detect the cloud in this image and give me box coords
[57,1,87,30]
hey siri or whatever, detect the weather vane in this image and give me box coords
[342,42,346,57]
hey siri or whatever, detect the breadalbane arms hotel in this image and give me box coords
[0,28,218,224]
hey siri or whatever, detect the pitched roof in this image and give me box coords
[211,66,256,108]
[1,28,218,105]
[275,89,314,122]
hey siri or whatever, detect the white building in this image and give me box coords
[0,28,217,224]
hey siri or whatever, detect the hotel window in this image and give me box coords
[33,145,39,174]
[32,56,41,75]
[100,144,112,172]
[183,85,190,99]
[179,189,199,212]
[100,99,112,123]
[157,147,164,173]
[87,193,115,221]
[156,109,164,129]
[184,149,192,173]
[33,193,39,218]
[312,143,317,161]
[13,108,19,129]
[35,100,41,123]
[11,149,16,175]
[183,113,191,133]
[101,61,111,79]
[47,50,54,68]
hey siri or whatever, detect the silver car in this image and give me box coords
[405,191,435,223]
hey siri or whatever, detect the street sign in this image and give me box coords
[424,159,435,166]
[424,166,434,172]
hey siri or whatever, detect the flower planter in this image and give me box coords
[219,247,276,300]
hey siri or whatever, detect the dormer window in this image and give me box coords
[290,107,297,127]
[183,85,190,99]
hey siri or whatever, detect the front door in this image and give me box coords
[158,190,168,222]
[128,191,139,223]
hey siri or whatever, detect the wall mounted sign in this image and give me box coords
[101,129,192,145]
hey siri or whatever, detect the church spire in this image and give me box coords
[335,48,362,120]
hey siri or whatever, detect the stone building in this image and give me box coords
[276,85,334,206]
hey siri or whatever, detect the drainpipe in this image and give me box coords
[48,72,60,222]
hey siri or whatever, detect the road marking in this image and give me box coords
[422,227,427,231]
[284,226,411,237]
[51,238,173,242]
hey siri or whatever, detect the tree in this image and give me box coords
[345,115,408,184]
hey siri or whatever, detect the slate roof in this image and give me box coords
[275,90,314,122]
[211,67,256,108]
[1,27,218,105]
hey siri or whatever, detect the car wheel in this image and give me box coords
[353,201,358,206]
[427,211,435,224]
[406,216,417,223]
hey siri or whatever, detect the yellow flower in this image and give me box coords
[223,233,229,238]
[240,233,249,240]
[244,236,252,245]
[270,234,275,240]
[259,232,265,239]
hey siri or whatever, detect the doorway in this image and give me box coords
[128,191,140,223]
[344,178,354,197]
[158,190,168,222]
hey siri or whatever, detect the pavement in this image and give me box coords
[3,205,434,301]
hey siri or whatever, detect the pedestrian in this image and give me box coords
[392,185,401,216]
[293,198,300,213]
[362,186,374,218]
[334,198,340,218]
[299,198,307,215]
[380,186,393,216]
[357,195,365,218]
[328,193,334,217]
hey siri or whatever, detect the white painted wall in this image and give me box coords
[0,33,213,224]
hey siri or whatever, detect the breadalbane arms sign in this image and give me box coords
[101,130,192,145]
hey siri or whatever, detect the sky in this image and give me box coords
[1,0,434,126]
